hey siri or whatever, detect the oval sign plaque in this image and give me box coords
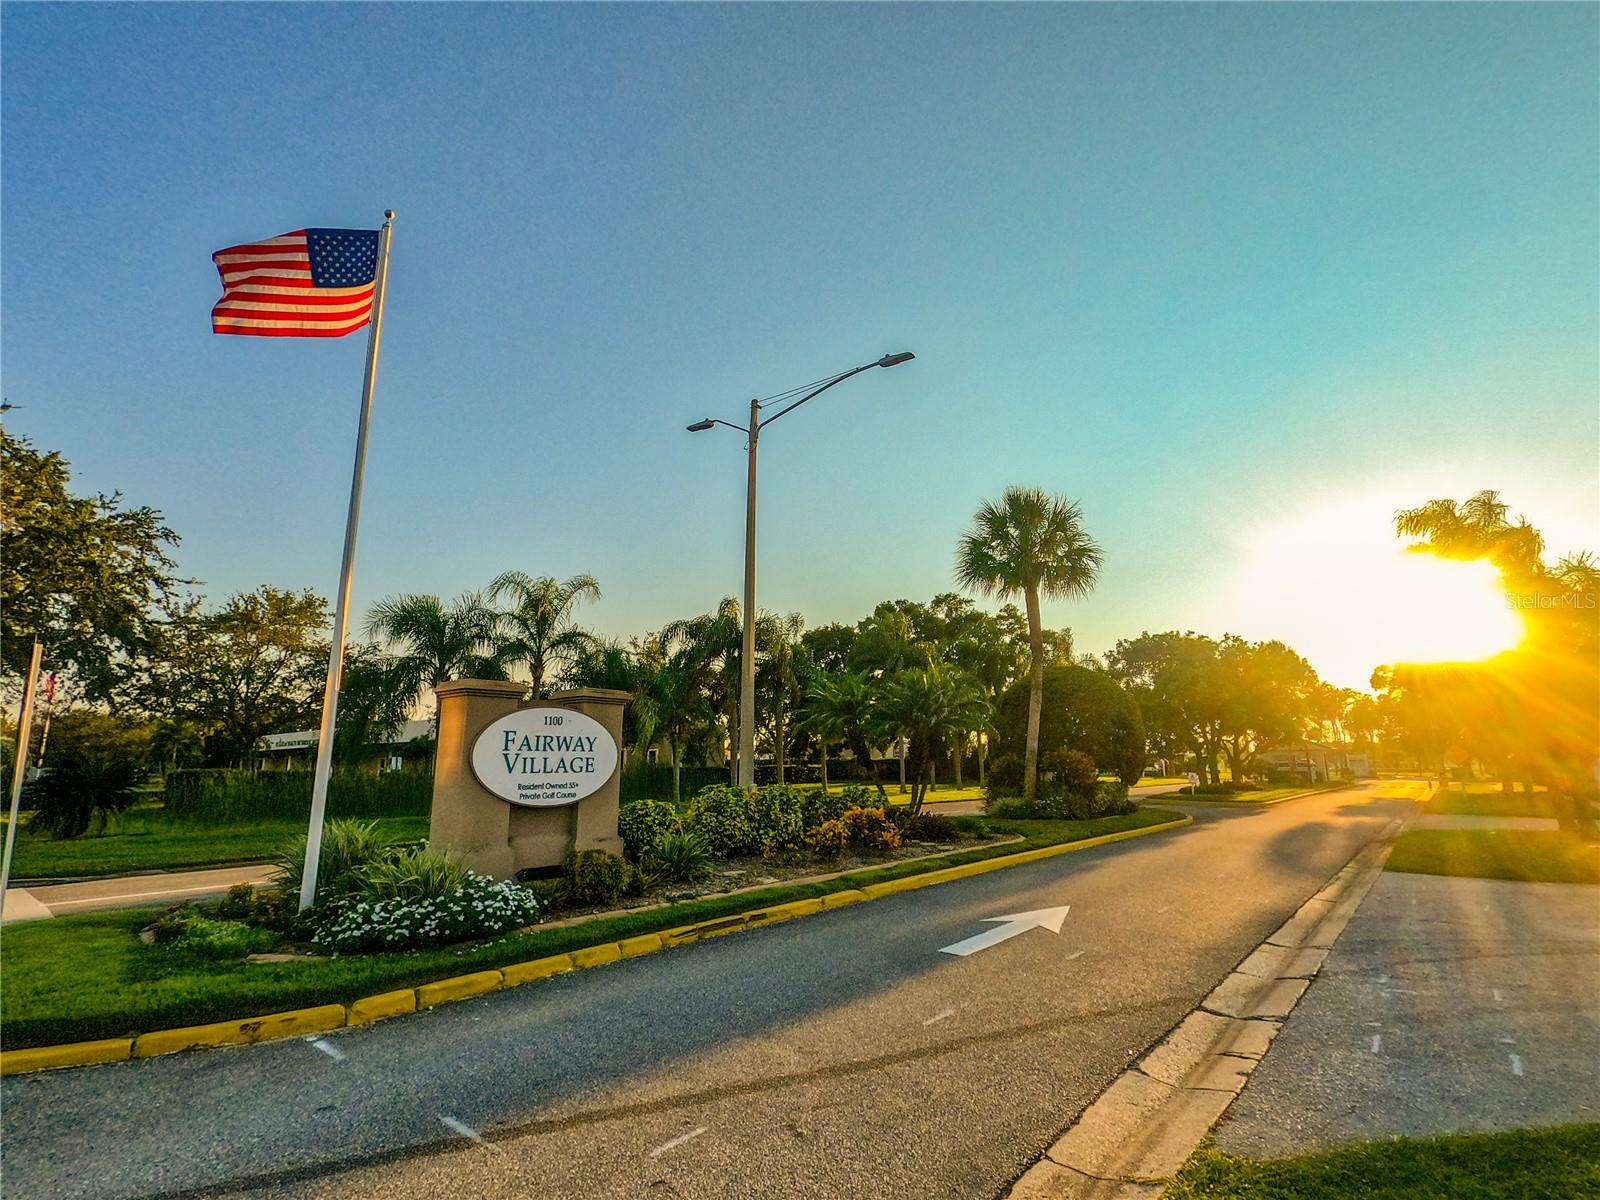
[470,708,619,807]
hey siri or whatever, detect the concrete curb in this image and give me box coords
[1004,792,1427,1199]
[0,812,1193,1078]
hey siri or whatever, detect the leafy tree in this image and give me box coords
[995,661,1147,784]
[869,664,992,816]
[141,587,329,766]
[957,487,1102,800]
[365,591,505,720]
[489,572,601,698]
[1215,637,1318,780]
[1107,632,1227,784]
[0,430,181,702]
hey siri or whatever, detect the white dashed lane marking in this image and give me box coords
[306,1037,345,1061]
[1510,1054,1525,1077]
[650,1127,708,1158]
[440,1116,485,1144]
[922,1009,955,1027]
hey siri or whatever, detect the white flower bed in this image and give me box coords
[313,873,541,953]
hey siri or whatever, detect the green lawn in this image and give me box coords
[1386,828,1600,885]
[1424,785,1591,821]
[0,808,1185,1049]
[5,814,428,881]
[1165,1125,1600,1199]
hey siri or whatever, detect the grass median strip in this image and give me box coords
[0,808,1186,1054]
[1164,1124,1600,1199]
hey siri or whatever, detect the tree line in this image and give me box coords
[5,431,1594,804]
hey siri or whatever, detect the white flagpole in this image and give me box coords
[0,639,45,909]
[299,211,395,912]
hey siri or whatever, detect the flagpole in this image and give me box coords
[299,211,395,912]
[0,639,45,908]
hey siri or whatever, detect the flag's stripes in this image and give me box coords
[210,228,378,337]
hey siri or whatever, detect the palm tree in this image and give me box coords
[364,591,505,730]
[802,670,888,799]
[489,571,601,698]
[663,598,782,785]
[634,634,711,804]
[758,612,806,784]
[956,487,1101,800]
[869,664,992,817]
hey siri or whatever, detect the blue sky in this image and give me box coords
[4,3,1596,688]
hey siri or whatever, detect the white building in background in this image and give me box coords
[256,718,433,772]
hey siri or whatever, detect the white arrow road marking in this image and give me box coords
[938,906,1070,957]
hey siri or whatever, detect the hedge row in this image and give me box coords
[162,769,432,823]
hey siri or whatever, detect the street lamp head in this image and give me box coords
[877,351,915,368]
[686,418,716,433]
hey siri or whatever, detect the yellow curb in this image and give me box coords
[416,970,503,1009]
[346,989,417,1026]
[617,933,665,958]
[569,941,622,968]
[3,813,1191,1076]
[1,1037,132,1075]
[500,953,575,986]
[132,1004,345,1058]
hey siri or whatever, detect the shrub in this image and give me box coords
[987,755,1024,793]
[216,882,257,919]
[1043,748,1099,797]
[1094,779,1135,816]
[312,873,540,953]
[803,786,865,830]
[618,799,680,861]
[806,819,850,857]
[897,811,959,842]
[647,829,713,882]
[839,806,901,850]
[354,847,469,902]
[751,785,807,855]
[25,748,144,839]
[147,905,277,959]
[273,818,392,903]
[563,848,628,907]
[686,785,759,857]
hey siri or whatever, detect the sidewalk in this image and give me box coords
[1,864,277,924]
[1214,867,1600,1156]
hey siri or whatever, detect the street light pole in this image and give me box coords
[738,396,760,788]
[689,352,915,791]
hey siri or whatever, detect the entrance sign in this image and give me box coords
[471,708,619,807]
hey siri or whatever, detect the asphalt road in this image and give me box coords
[1216,867,1600,1156]
[0,780,1425,1200]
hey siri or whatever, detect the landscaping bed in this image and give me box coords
[0,808,1183,1049]
[1386,828,1600,885]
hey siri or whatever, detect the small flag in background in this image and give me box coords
[211,228,380,337]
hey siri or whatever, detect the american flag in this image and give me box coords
[211,228,380,337]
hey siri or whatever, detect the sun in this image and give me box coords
[1211,492,1526,689]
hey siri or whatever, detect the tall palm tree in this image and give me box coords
[956,487,1101,800]
[758,612,806,784]
[364,591,505,727]
[869,663,992,817]
[489,572,601,698]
